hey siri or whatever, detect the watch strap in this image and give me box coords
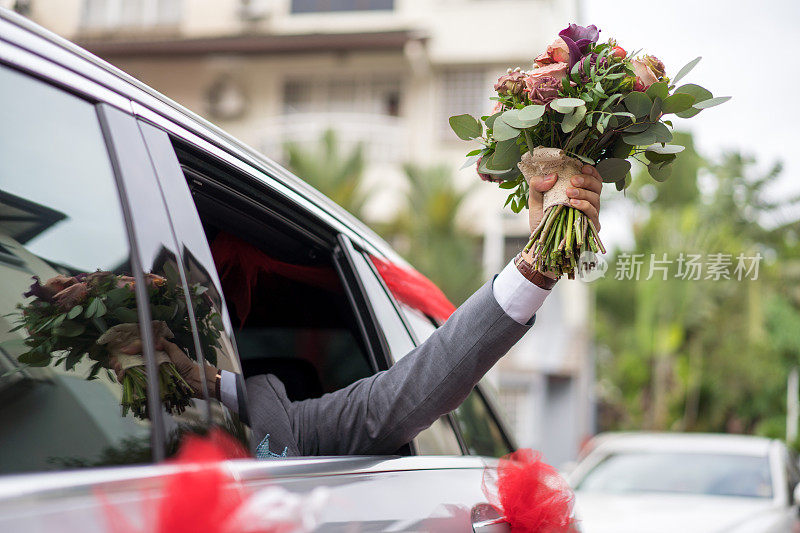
[514,253,558,290]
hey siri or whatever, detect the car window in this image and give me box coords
[398,303,437,344]
[577,452,774,498]
[0,64,153,473]
[348,251,415,361]
[172,150,374,412]
[452,388,512,457]
[137,123,250,452]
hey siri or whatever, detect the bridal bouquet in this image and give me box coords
[12,270,223,419]
[449,23,729,278]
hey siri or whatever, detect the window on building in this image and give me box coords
[291,0,394,13]
[0,64,154,474]
[438,69,490,140]
[80,0,181,32]
[283,76,402,116]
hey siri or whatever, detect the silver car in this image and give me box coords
[0,8,516,531]
[568,432,800,533]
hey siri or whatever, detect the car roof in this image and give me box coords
[588,432,777,457]
[0,7,405,265]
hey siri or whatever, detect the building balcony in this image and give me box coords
[258,112,408,164]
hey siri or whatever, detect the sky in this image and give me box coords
[581,0,799,248]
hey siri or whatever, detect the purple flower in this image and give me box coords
[559,23,601,69]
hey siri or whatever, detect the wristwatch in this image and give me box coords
[514,252,558,290]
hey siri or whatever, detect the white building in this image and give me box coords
[9,0,595,466]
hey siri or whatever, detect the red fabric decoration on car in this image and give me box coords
[211,232,341,327]
[100,430,260,533]
[368,255,456,324]
[482,449,579,533]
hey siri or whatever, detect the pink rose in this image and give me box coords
[53,283,89,310]
[547,37,570,64]
[494,71,526,96]
[535,38,571,66]
[528,62,569,83]
[631,59,658,91]
[525,76,561,106]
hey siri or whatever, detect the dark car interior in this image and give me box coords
[181,164,374,402]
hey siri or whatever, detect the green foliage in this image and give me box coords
[379,164,483,305]
[285,129,369,219]
[594,132,800,437]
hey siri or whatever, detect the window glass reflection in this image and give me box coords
[0,65,153,473]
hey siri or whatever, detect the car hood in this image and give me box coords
[574,491,780,533]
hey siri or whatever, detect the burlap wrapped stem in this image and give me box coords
[517,147,605,279]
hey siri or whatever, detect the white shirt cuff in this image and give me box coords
[219,370,239,414]
[492,260,552,325]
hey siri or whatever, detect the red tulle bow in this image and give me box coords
[368,255,456,323]
[101,430,274,533]
[483,449,579,533]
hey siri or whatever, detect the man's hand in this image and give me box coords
[111,337,216,399]
[527,164,603,233]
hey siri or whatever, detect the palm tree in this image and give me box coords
[284,130,369,219]
[383,163,483,305]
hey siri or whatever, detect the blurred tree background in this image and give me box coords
[285,130,484,305]
[594,132,800,439]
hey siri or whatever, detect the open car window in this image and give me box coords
[172,145,375,409]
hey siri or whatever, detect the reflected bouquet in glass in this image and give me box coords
[449,23,729,278]
[10,270,223,419]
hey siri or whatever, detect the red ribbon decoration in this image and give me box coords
[368,255,456,324]
[482,449,579,533]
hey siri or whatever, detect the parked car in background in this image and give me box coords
[0,7,518,531]
[568,432,800,533]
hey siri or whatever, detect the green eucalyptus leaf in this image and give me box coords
[67,306,83,320]
[561,105,587,133]
[623,92,652,118]
[18,350,51,367]
[623,121,651,133]
[478,155,508,175]
[623,122,672,146]
[501,108,540,129]
[485,112,501,130]
[54,321,85,338]
[552,98,586,114]
[645,144,685,155]
[113,307,139,323]
[565,129,589,151]
[595,158,631,183]
[492,117,520,142]
[460,154,480,170]
[465,149,483,157]
[661,93,695,114]
[489,139,521,170]
[646,82,669,101]
[449,114,482,140]
[518,105,546,122]
[648,161,673,182]
[649,97,663,122]
[693,96,731,109]
[674,84,712,118]
[612,140,634,159]
[672,56,702,86]
[616,172,632,191]
[644,151,677,164]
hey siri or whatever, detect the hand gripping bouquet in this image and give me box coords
[450,23,729,278]
[11,270,223,419]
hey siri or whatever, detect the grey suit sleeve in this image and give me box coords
[283,279,533,456]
